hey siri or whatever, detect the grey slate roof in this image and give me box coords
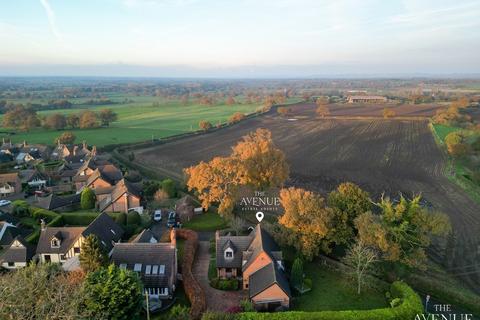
[112,242,176,289]
[36,193,81,211]
[248,262,291,299]
[0,222,22,246]
[242,224,282,272]
[81,213,124,253]
[132,229,158,243]
[0,236,35,264]
[216,234,253,268]
[98,179,142,212]
[36,227,86,254]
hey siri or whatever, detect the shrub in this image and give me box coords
[240,299,255,312]
[202,312,237,320]
[62,212,99,226]
[111,212,127,226]
[12,200,30,217]
[80,188,96,210]
[161,178,176,198]
[210,278,239,291]
[167,305,190,320]
[126,211,141,226]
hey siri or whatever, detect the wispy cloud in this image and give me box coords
[39,0,61,39]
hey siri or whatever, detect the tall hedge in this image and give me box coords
[234,281,422,320]
[81,187,96,210]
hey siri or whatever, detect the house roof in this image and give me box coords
[98,179,141,212]
[0,236,35,264]
[242,224,282,272]
[216,234,252,268]
[249,262,291,299]
[0,173,19,186]
[112,242,176,288]
[132,229,158,243]
[81,213,124,253]
[36,193,81,211]
[36,227,86,254]
[0,211,19,225]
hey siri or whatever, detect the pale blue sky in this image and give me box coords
[1,0,479,76]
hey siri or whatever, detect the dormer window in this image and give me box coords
[224,248,234,260]
[51,238,60,248]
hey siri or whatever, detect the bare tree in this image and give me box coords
[342,240,378,294]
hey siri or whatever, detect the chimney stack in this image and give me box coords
[170,228,177,248]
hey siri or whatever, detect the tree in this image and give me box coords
[199,120,213,131]
[316,105,330,118]
[161,178,176,198]
[355,195,451,269]
[290,257,304,290]
[2,105,40,131]
[79,110,99,129]
[432,105,471,126]
[230,216,246,235]
[278,187,336,259]
[98,108,118,127]
[82,265,143,320]
[79,234,108,273]
[0,263,86,319]
[44,113,67,130]
[81,187,96,210]
[67,113,80,128]
[383,108,396,119]
[342,240,378,294]
[185,128,288,216]
[327,182,371,243]
[225,96,236,105]
[55,131,76,145]
[277,107,291,116]
[228,112,245,124]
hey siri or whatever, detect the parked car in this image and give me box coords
[166,211,178,228]
[0,200,11,207]
[153,209,162,222]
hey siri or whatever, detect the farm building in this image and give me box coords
[347,95,387,103]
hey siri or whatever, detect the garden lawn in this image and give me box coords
[293,263,388,312]
[0,98,263,147]
[182,212,228,232]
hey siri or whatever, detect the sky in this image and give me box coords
[0,0,479,77]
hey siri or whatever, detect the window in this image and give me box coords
[119,263,127,270]
[224,248,234,259]
[134,263,142,272]
[152,265,158,274]
[60,254,66,261]
[110,229,116,235]
[159,265,165,274]
[145,265,152,275]
[101,240,106,247]
[160,287,168,296]
[8,262,14,267]
[44,255,51,262]
[74,247,80,254]
[51,239,60,248]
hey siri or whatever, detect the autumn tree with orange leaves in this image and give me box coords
[278,187,336,260]
[185,128,289,216]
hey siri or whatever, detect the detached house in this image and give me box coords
[96,179,142,214]
[74,164,123,192]
[0,173,21,197]
[0,235,35,269]
[216,224,291,311]
[36,213,124,265]
[112,229,177,302]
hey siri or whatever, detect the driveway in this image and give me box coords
[193,241,247,312]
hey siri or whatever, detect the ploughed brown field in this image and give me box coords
[135,103,480,292]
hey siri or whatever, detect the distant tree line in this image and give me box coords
[2,105,118,131]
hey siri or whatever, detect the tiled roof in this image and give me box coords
[36,227,86,254]
[112,242,176,289]
[36,193,81,211]
[249,262,291,299]
[0,236,35,263]
[216,234,253,268]
[81,213,124,253]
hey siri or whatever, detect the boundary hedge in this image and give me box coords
[176,228,206,320]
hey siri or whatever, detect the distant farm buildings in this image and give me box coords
[347,95,387,103]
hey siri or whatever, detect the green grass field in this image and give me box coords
[293,264,388,311]
[0,96,264,147]
[182,212,228,232]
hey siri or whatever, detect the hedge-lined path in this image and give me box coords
[193,241,247,312]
